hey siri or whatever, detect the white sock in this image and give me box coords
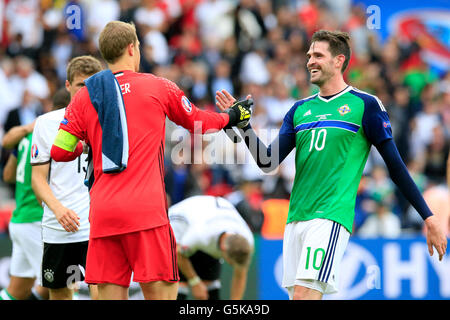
[0,289,15,300]
[31,287,44,300]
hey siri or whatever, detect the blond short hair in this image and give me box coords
[66,55,103,83]
[99,21,138,64]
[224,234,252,267]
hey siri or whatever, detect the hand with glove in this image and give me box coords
[226,98,253,128]
[216,90,253,129]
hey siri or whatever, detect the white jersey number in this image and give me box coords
[309,129,327,152]
[16,138,30,183]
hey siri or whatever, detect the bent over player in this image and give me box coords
[216,30,447,300]
[50,21,251,300]
[169,195,254,300]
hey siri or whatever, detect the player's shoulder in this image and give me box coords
[293,93,319,110]
[348,86,378,101]
[70,86,90,102]
[348,87,386,111]
[135,71,163,83]
[149,73,180,91]
[295,93,319,106]
[35,108,66,130]
[284,93,319,120]
[36,108,66,124]
[134,72,176,91]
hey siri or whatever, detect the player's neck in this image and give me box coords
[108,60,137,74]
[318,76,348,97]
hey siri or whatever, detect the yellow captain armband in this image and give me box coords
[53,129,79,152]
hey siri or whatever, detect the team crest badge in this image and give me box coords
[43,269,54,283]
[31,144,39,159]
[181,96,192,113]
[338,105,351,115]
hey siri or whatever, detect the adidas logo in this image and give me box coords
[303,110,311,117]
[239,106,250,120]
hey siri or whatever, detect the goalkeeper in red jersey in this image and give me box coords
[50,21,251,300]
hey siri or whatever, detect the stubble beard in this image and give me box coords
[310,68,333,87]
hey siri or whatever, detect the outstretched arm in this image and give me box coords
[216,90,295,173]
[163,79,250,134]
[239,125,295,173]
[376,139,447,260]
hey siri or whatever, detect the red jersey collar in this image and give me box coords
[113,70,134,77]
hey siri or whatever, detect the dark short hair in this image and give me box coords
[311,30,351,72]
[52,87,71,110]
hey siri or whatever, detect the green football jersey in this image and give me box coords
[10,133,43,223]
[279,86,392,233]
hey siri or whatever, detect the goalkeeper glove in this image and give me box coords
[225,98,253,129]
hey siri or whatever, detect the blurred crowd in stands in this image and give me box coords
[0,0,448,238]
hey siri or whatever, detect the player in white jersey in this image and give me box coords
[32,108,90,240]
[169,195,254,300]
[30,56,103,300]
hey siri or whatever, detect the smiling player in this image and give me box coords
[216,30,447,300]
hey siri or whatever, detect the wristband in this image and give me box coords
[188,276,201,287]
[225,108,238,127]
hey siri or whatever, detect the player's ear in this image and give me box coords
[128,42,135,57]
[219,234,228,251]
[65,80,71,93]
[335,54,345,71]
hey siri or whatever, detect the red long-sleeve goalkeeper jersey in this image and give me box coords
[59,70,229,238]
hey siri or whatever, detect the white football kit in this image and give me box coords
[31,108,90,244]
[168,195,254,259]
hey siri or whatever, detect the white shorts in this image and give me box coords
[282,219,350,297]
[8,221,43,278]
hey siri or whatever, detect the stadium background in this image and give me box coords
[0,0,448,300]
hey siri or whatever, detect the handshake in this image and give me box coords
[224,98,253,129]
